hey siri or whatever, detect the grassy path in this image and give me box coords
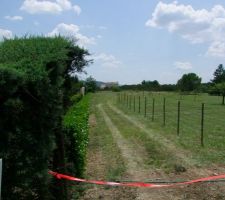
[108,103,195,167]
[80,92,225,200]
[80,94,136,200]
[100,102,206,199]
[98,104,176,200]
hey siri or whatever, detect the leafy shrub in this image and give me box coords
[0,65,56,199]
[70,93,83,104]
[63,95,90,177]
[85,76,97,93]
[111,86,121,92]
[0,36,91,200]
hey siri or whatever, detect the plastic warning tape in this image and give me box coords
[49,171,225,188]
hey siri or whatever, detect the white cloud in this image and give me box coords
[73,5,81,15]
[20,0,81,15]
[0,28,13,40]
[47,23,95,47]
[146,2,225,57]
[5,15,23,21]
[206,41,225,58]
[174,61,193,70]
[92,53,122,68]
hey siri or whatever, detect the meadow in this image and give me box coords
[117,91,225,166]
[82,91,225,199]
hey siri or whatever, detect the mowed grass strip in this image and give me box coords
[103,103,180,173]
[117,91,225,165]
[88,93,126,181]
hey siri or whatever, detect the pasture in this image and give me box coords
[117,91,225,166]
[81,91,225,200]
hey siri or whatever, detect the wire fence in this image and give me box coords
[117,92,225,148]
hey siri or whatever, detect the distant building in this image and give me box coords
[100,84,107,89]
[98,81,119,89]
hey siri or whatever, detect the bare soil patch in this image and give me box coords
[89,114,97,127]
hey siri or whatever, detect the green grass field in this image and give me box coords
[88,93,126,180]
[116,91,225,166]
[82,91,225,199]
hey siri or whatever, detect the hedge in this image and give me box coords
[63,95,90,178]
[0,36,90,200]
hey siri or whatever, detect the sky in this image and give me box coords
[1,0,225,85]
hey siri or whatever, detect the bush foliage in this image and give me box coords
[0,36,90,199]
[63,95,90,177]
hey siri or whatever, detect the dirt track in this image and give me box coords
[99,104,176,200]
[80,100,225,200]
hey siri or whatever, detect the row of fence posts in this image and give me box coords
[117,93,205,147]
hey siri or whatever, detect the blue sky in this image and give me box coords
[1,0,225,84]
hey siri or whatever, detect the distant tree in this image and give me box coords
[111,85,121,92]
[211,64,225,84]
[199,82,211,93]
[160,84,177,91]
[217,83,225,105]
[152,80,160,87]
[141,80,160,91]
[85,76,97,93]
[177,73,201,92]
[209,82,225,104]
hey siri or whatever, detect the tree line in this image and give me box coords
[121,80,176,91]
[120,64,225,97]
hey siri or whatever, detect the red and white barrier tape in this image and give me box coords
[49,171,225,188]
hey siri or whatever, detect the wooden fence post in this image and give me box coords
[129,95,132,109]
[163,98,166,126]
[201,103,205,147]
[177,101,180,135]
[144,96,147,117]
[138,96,141,113]
[134,96,136,112]
[152,98,155,122]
